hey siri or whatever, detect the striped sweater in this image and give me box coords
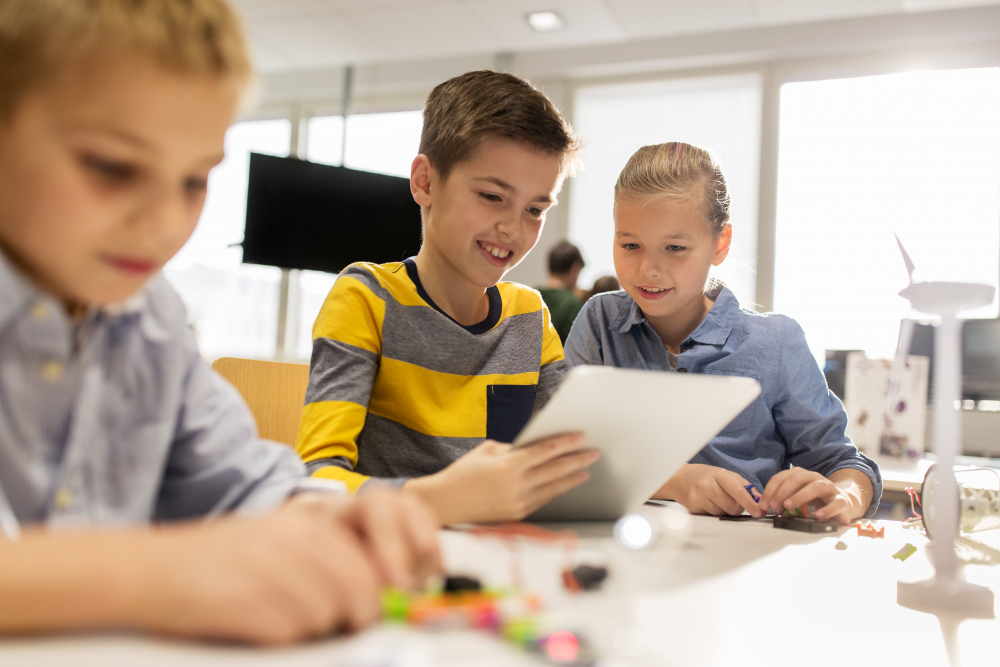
[295,258,567,492]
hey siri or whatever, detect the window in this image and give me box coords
[569,75,763,304]
[773,68,1000,364]
[291,110,424,359]
[164,119,291,359]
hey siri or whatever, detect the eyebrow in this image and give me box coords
[615,231,695,240]
[472,176,555,204]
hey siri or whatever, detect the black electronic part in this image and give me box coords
[442,575,482,594]
[570,565,608,591]
[773,516,839,533]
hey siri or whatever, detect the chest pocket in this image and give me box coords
[486,384,537,443]
[702,369,761,434]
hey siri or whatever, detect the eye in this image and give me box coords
[667,245,687,252]
[82,154,137,182]
[622,243,640,250]
[480,192,502,203]
[526,206,543,217]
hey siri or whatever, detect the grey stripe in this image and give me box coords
[339,264,391,302]
[355,413,481,478]
[305,338,377,406]
[534,359,567,415]
[381,302,543,376]
[306,456,355,475]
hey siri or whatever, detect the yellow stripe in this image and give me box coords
[368,357,539,438]
[312,274,386,353]
[540,298,565,366]
[295,400,367,465]
[361,262,429,308]
[311,465,370,494]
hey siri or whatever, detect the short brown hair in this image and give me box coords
[615,142,731,235]
[0,0,252,120]
[419,70,581,180]
[548,240,584,274]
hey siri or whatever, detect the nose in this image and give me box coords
[638,250,663,278]
[494,206,521,242]
[130,178,191,241]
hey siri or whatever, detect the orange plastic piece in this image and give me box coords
[856,522,885,538]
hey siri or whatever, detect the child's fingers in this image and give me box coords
[782,479,833,512]
[525,448,600,488]
[813,496,849,522]
[758,469,796,509]
[718,474,762,517]
[523,470,590,515]
[761,469,813,511]
[514,433,587,470]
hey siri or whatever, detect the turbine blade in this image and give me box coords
[894,232,916,283]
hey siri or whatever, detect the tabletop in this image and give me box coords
[2,508,997,667]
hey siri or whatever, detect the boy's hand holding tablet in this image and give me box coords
[405,433,596,525]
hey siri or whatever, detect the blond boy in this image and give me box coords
[0,0,438,644]
[296,72,600,524]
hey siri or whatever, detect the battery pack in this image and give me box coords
[773,516,839,533]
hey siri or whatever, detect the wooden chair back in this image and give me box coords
[211,357,310,447]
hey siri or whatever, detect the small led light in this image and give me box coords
[526,11,565,33]
[614,514,654,550]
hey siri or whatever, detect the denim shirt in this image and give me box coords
[0,251,305,528]
[565,287,882,519]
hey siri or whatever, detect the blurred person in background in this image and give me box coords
[538,240,585,344]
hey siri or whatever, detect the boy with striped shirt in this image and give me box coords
[296,72,599,525]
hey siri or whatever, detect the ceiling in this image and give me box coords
[233,0,1000,73]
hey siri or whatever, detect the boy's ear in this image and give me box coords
[712,224,732,266]
[410,154,433,207]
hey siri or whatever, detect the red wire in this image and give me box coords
[905,486,923,519]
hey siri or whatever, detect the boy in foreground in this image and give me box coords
[0,0,439,645]
[296,72,599,525]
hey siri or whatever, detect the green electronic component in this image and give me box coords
[893,543,918,562]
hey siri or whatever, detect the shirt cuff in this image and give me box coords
[831,453,883,520]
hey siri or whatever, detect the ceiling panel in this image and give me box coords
[901,0,1000,10]
[607,0,758,38]
[248,14,379,70]
[462,0,625,51]
[345,3,501,62]
[231,0,329,21]
[754,0,903,25]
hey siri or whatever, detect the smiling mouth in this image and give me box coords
[639,286,669,293]
[478,241,513,260]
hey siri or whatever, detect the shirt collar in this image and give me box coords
[0,245,150,332]
[0,247,43,332]
[611,282,741,346]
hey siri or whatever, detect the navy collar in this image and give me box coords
[611,283,740,347]
[403,258,502,335]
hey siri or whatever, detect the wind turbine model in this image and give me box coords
[891,235,995,618]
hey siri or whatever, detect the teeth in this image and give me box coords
[482,242,511,259]
[641,287,666,293]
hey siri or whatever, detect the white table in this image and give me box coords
[2,510,998,666]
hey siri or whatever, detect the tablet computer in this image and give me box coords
[513,365,761,522]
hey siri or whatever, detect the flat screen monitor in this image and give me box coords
[242,153,422,273]
[904,319,1000,400]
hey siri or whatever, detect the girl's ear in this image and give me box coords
[712,224,732,267]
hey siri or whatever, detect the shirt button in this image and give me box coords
[677,368,688,373]
[42,360,65,381]
[54,486,72,510]
[31,302,50,320]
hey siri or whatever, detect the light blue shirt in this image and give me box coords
[565,287,882,519]
[0,251,305,528]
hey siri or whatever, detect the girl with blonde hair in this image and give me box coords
[565,142,881,522]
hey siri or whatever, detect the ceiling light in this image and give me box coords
[526,11,564,33]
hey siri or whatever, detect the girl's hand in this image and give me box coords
[653,463,763,517]
[758,468,864,523]
[402,433,598,525]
